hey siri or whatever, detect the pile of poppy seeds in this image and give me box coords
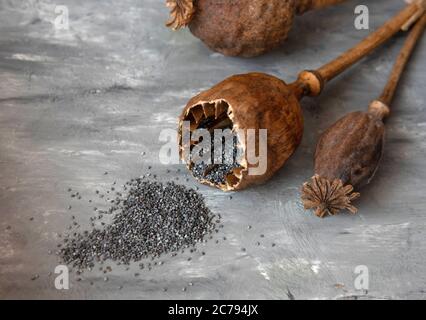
[59,177,218,271]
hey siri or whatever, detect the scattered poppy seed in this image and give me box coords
[58,180,217,271]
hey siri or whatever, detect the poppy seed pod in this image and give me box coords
[301,111,385,217]
[301,13,426,218]
[315,111,385,189]
[166,0,345,57]
[178,73,304,191]
[178,4,423,191]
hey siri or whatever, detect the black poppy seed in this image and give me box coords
[58,179,218,272]
[260,234,265,238]
[31,274,39,281]
[272,243,276,247]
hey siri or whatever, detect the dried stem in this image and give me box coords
[301,175,360,218]
[316,3,422,83]
[378,14,426,107]
[166,0,195,30]
[290,3,424,97]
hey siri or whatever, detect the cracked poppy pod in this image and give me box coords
[178,3,424,191]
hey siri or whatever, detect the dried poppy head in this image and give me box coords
[301,110,386,217]
[178,73,304,191]
[301,13,426,217]
[177,4,422,191]
[166,0,345,57]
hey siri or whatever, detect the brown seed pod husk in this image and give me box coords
[301,111,385,217]
[188,0,296,57]
[167,0,346,57]
[178,72,304,191]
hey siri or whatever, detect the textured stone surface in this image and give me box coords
[0,0,426,299]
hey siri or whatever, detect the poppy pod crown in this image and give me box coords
[178,73,304,191]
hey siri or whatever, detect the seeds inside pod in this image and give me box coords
[179,72,303,190]
[301,14,426,218]
[178,3,423,191]
[166,0,345,57]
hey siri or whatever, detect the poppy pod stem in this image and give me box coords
[301,13,426,218]
[372,13,426,117]
[290,2,425,98]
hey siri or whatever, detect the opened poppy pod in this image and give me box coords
[177,3,424,192]
[166,0,345,57]
[301,13,426,218]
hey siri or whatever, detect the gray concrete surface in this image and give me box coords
[0,0,425,300]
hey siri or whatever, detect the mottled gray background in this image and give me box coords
[0,0,425,300]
